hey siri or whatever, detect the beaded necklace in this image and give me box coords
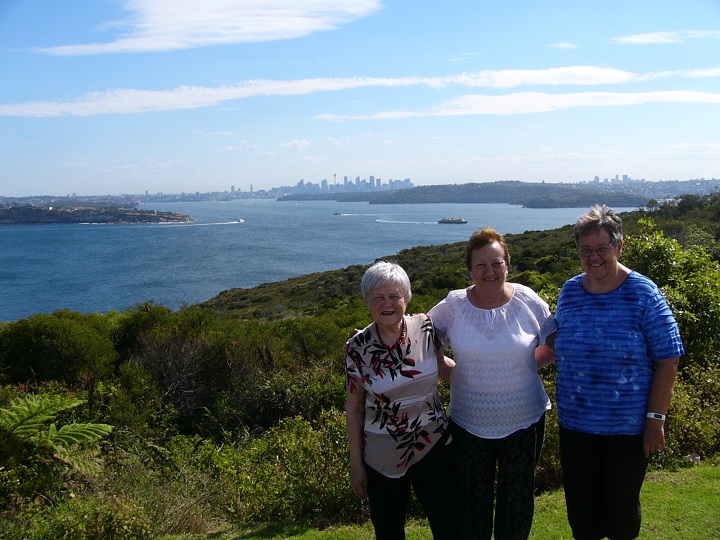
[375,318,406,349]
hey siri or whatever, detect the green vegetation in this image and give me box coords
[279,180,651,207]
[0,193,719,538]
[0,204,192,224]
[165,458,720,539]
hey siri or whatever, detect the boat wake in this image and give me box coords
[375,219,438,225]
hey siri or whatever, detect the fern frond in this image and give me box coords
[34,422,114,448]
[54,446,106,476]
[0,394,84,441]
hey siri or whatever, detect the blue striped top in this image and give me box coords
[554,271,684,436]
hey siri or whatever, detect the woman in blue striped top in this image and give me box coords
[545,205,684,540]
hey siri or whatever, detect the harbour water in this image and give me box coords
[1,200,634,321]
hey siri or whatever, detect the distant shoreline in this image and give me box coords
[0,205,193,225]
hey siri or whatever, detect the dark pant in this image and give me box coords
[365,438,458,540]
[451,414,546,540]
[559,426,650,540]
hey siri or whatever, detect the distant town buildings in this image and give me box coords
[580,174,718,200]
[266,175,414,197]
[2,174,718,208]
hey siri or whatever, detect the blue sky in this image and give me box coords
[1,0,719,197]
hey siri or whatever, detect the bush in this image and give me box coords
[0,494,154,540]
[228,411,361,527]
[663,363,720,465]
[101,435,232,536]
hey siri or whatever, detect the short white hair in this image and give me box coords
[360,261,412,303]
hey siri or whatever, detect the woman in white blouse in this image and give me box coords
[429,228,555,540]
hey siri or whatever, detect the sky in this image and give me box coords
[1,0,719,197]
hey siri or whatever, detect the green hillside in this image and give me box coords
[1,194,718,538]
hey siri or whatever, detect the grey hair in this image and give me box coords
[573,204,624,246]
[360,261,412,303]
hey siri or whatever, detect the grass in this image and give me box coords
[166,461,720,540]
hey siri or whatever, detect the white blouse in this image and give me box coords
[429,284,554,439]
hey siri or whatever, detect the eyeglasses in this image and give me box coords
[578,245,614,258]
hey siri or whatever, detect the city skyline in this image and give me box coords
[1,1,719,197]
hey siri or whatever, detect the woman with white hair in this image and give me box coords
[344,261,457,539]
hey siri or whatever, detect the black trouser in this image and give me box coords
[451,414,546,540]
[559,426,650,540]
[365,437,458,540]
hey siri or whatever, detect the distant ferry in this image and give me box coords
[438,217,467,224]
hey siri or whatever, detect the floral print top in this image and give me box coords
[345,313,449,478]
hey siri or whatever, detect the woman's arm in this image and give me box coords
[536,333,556,370]
[345,390,368,499]
[437,355,455,383]
[643,356,679,458]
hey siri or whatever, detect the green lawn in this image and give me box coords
[168,462,720,540]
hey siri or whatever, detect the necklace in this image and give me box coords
[376,319,406,349]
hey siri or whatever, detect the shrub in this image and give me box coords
[0,493,154,540]
[228,410,361,527]
[662,363,720,465]
[98,434,236,536]
[0,392,114,510]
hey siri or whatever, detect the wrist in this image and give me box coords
[646,412,666,421]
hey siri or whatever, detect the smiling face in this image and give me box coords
[366,284,408,332]
[578,229,623,284]
[469,241,508,295]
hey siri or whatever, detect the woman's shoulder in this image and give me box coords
[444,288,469,302]
[511,283,551,314]
[405,312,430,324]
[622,271,666,301]
[405,313,433,332]
[626,270,659,289]
[511,283,543,301]
[562,274,584,287]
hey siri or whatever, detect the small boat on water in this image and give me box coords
[438,217,467,224]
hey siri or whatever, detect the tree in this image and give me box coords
[623,219,720,366]
[0,311,117,412]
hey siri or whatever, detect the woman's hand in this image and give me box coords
[350,462,368,499]
[438,355,455,383]
[535,344,555,370]
[643,418,666,458]
[345,390,368,499]
[643,356,679,458]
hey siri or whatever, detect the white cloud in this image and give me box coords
[320,91,720,120]
[447,52,481,63]
[194,130,235,136]
[1,66,718,118]
[547,42,577,49]
[682,68,720,78]
[281,139,310,148]
[611,30,720,44]
[452,66,636,87]
[33,0,383,55]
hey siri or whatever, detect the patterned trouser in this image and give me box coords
[451,414,545,540]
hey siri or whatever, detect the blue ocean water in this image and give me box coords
[1,200,633,321]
